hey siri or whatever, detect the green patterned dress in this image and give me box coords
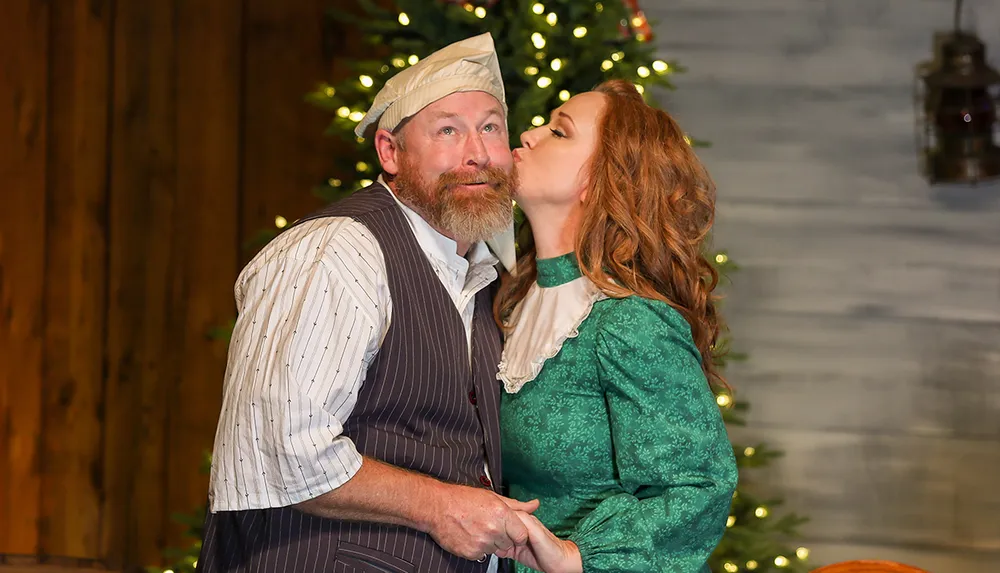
[498,253,738,573]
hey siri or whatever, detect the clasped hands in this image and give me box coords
[427,485,582,573]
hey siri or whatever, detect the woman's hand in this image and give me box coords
[496,511,583,573]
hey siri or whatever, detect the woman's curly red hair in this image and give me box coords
[495,79,726,390]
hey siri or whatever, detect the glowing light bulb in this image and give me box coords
[474,6,486,18]
[359,75,373,88]
[550,59,562,71]
[558,90,570,101]
[637,66,650,78]
[601,60,613,71]
[774,556,789,568]
[337,107,350,118]
[360,178,373,187]
[356,161,369,172]
[546,12,557,26]
[532,33,546,49]
[408,54,419,65]
[324,86,335,97]
[635,84,644,94]
[755,506,769,518]
[573,26,587,38]
[536,76,552,88]
[531,115,545,126]
[715,253,728,264]
[611,52,623,62]
[398,12,410,25]
[328,178,342,187]
[532,3,545,14]
[392,57,406,68]
[726,515,736,527]
[744,446,756,457]
[796,547,810,560]
[724,563,738,573]
[746,561,758,571]
[348,111,364,122]
[716,394,732,407]
[652,60,669,73]
[524,66,539,76]
[275,216,287,228]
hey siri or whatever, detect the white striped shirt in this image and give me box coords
[208,182,503,512]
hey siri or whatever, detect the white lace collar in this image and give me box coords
[496,269,606,394]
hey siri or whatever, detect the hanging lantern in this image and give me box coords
[914,2,1000,184]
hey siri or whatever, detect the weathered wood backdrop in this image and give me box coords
[648,0,1000,572]
[0,0,365,569]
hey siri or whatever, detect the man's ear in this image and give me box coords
[374,128,403,175]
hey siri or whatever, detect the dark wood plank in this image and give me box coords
[0,0,50,555]
[101,0,178,567]
[240,0,334,260]
[40,0,113,558]
[163,0,243,550]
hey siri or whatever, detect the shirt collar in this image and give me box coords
[376,175,516,273]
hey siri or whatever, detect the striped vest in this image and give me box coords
[198,186,504,573]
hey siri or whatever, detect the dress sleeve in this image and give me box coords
[567,298,738,572]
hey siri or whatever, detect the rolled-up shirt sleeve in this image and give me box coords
[209,219,387,511]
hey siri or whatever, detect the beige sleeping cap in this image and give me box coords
[354,33,507,139]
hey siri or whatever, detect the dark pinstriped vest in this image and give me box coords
[197,185,504,573]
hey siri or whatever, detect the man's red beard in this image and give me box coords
[393,153,517,245]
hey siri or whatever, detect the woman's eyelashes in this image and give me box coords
[549,127,566,138]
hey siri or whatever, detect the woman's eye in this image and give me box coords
[549,128,566,138]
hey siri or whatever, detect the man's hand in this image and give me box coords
[424,484,540,561]
[495,511,583,573]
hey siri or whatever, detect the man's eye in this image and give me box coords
[483,123,498,133]
[440,127,456,135]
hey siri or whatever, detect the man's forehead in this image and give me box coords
[415,92,505,122]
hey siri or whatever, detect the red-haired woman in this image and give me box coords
[494,80,738,573]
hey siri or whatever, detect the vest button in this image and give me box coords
[479,475,492,488]
[468,390,477,405]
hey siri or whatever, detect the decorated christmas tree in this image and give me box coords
[152,2,811,572]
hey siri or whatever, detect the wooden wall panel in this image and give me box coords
[165,0,243,544]
[0,0,50,556]
[40,0,113,557]
[102,0,179,566]
[240,0,333,257]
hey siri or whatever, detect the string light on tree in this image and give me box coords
[652,60,669,73]
[392,57,406,68]
[537,76,552,88]
[532,3,545,14]
[744,446,756,457]
[327,178,341,187]
[324,86,335,97]
[356,161,369,172]
[474,6,486,18]
[359,75,374,88]
[398,12,410,25]
[348,111,364,122]
[637,65,651,78]
[724,562,738,573]
[274,216,288,229]
[715,253,729,264]
[550,58,563,71]
[546,12,558,26]
[755,506,769,519]
[726,515,736,527]
[531,115,545,126]
[559,90,570,101]
[359,178,373,187]
[532,32,546,49]
[746,561,759,571]
[601,60,613,71]
[573,26,587,38]
[337,106,351,118]
[716,394,733,408]
[408,54,419,65]
[796,548,810,560]
[525,66,539,76]
[775,556,790,568]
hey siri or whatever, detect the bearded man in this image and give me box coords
[198,33,535,573]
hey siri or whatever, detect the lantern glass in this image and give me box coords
[916,32,1000,184]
